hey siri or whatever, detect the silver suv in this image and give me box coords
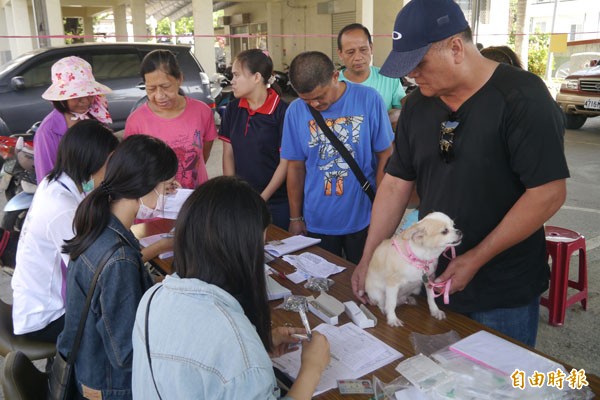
[0,43,214,134]
[556,64,600,129]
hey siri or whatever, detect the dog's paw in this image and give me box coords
[405,296,417,305]
[430,309,446,320]
[386,316,404,327]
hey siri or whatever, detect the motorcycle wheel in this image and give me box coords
[1,209,27,232]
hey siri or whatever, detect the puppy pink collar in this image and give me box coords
[391,239,453,304]
[391,239,437,272]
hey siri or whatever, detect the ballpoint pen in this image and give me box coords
[269,267,288,281]
[290,333,309,341]
[298,307,312,341]
[161,227,175,238]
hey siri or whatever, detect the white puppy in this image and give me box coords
[365,212,462,327]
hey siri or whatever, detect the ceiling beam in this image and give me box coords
[63,6,110,17]
[167,3,192,20]
[60,0,119,7]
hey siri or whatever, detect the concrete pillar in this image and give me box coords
[371,0,405,66]
[83,13,94,43]
[8,0,34,57]
[130,0,146,42]
[170,20,176,44]
[356,0,374,36]
[31,0,63,47]
[267,2,283,69]
[113,4,128,42]
[45,0,64,47]
[147,15,157,43]
[0,6,11,63]
[192,0,216,76]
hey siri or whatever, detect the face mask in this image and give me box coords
[136,189,165,220]
[82,178,94,194]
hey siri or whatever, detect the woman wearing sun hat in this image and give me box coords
[34,56,112,184]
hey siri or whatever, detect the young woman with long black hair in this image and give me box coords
[132,176,330,399]
[57,134,178,399]
[12,120,118,344]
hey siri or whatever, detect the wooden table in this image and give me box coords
[133,219,600,399]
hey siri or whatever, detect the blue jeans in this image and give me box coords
[308,226,368,265]
[464,296,540,347]
[268,200,290,231]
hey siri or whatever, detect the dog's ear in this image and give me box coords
[402,224,426,244]
[410,227,427,244]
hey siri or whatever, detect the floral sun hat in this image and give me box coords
[42,56,112,123]
[42,56,111,101]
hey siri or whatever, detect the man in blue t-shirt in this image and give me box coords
[281,51,393,264]
[337,23,406,131]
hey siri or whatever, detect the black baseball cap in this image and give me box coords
[380,0,469,78]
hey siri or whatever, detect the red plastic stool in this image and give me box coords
[540,226,588,326]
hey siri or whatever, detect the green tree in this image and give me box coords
[156,17,171,36]
[64,17,84,44]
[508,0,517,47]
[156,16,194,36]
[528,30,552,77]
[176,16,194,34]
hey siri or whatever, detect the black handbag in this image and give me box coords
[47,243,121,400]
[307,105,376,202]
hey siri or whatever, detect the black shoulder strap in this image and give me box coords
[145,285,163,400]
[307,105,375,202]
[67,242,122,364]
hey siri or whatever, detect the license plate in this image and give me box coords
[583,98,600,110]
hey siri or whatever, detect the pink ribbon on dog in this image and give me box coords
[431,246,456,304]
[429,279,451,304]
[391,239,455,304]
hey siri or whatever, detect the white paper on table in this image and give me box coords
[272,323,402,396]
[162,188,193,220]
[449,330,564,376]
[285,270,310,284]
[265,235,322,257]
[138,233,173,259]
[282,252,345,282]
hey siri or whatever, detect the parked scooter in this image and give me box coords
[0,122,38,232]
[273,64,296,97]
[210,70,234,125]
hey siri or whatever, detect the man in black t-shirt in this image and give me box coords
[351,0,569,347]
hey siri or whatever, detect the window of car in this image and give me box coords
[21,57,57,88]
[90,53,140,80]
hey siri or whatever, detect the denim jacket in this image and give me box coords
[57,215,153,400]
[132,275,285,399]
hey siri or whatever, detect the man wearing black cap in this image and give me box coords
[351,0,569,347]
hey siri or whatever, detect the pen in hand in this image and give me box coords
[161,227,175,238]
[298,307,312,341]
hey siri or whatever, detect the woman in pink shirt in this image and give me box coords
[124,50,217,189]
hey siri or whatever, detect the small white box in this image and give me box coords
[344,301,377,329]
[307,292,344,325]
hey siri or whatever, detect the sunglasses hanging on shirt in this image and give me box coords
[439,113,460,163]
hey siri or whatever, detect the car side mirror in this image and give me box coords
[10,76,25,90]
